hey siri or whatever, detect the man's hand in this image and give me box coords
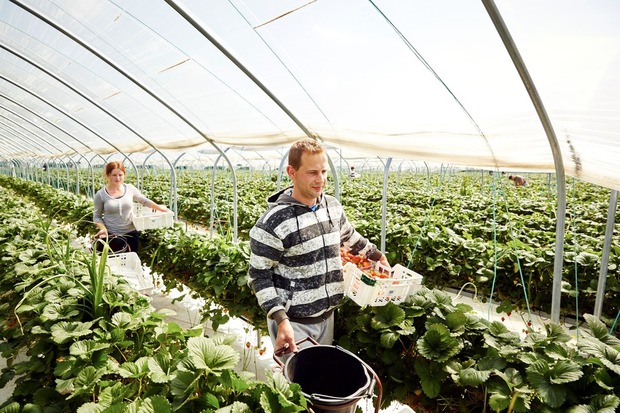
[378,254,391,268]
[275,319,297,355]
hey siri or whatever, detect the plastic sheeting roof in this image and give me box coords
[1,0,619,188]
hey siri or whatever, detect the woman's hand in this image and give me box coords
[151,203,170,213]
[95,227,107,238]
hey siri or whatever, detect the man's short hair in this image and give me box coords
[288,138,325,169]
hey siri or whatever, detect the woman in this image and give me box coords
[93,161,169,253]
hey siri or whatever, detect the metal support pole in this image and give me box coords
[482,0,567,323]
[594,189,618,318]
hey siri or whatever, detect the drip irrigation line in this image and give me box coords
[497,177,534,325]
[611,310,620,335]
[407,165,447,269]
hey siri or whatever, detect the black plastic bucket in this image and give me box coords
[276,337,382,413]
[93,236,129,254]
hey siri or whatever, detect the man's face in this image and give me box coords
[287,151,328,206]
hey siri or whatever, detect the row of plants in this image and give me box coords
[42,165,620,325]
[0,182,307,412]
[4,176,620,412]
[0,175,262,332]
[46,168,620,322]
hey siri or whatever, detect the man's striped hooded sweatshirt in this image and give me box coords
[248,187,383,322]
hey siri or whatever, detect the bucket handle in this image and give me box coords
[272,335,320,366]
[273,337,383,413]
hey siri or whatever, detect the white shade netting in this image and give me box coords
[0,0,619,188]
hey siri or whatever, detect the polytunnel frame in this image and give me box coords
[140,151,179,220]
[209,148,234,239]
[9,1,181,217]
[0,92,108,195]
[0,140,32,174]
[483,0,566,323]
[0,134,59,180]
[0,53,144,188]
[171,150,241,238]
[0,148,26,177]
[13,0,255,239]
[242,149,274,176]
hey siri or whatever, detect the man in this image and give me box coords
[508,174,528,187]
[248,138,389,356]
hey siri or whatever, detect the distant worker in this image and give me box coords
[349,166,359,178]
[508,175,527,187]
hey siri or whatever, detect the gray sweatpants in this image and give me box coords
[268,312,335,362]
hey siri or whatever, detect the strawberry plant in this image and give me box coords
[0,184,307,411]
[335,291,620,412]
[5,172,620,411]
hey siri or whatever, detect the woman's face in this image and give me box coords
[107,168,125,185]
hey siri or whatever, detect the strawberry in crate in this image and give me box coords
[340,248,373,270]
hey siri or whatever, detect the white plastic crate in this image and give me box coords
[104,252,153,295]
[132,203,173,231]
[343,262,423,307]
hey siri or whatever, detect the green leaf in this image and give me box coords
[583,314,620,346]
[458,367,491,386]
[137,395,172,413]
[578,337,620,375]
[413,358,445,398]
[566,393,620,413]
[544,322,573,343]
[489,392,511,412]
[148,352,176,383]
[370,304,405,329]
[379,331,399,348]
[170,370,199,397]
[70,340,111,358]
[110,312,134,328]
[50,320,95,344]
[477,355,506,371]
[216,402,252,413]
[548,360,583,384]
[187,336,239,374]
[76,403,107,413]
[416,323,463,363]
[97,381,134,404]
[203,392,220,408]
[444,311,467,333]
[495,367,525,389]
[66,366,103,399]
[42,302,79,321]
[526,360,570,408]
[0,403,21,413]
[119,358,150,379]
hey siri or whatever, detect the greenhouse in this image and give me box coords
[1,0,620,411]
